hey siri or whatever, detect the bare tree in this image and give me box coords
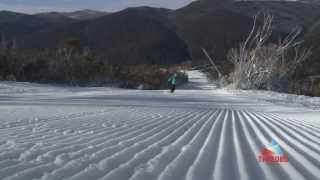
[57,39,82,85]
[201,48,222,78]
[201,48,228,87]
[228,11,312,90]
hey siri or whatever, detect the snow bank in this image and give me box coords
[221,88,320,110]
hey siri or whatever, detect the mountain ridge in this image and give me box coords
[0,1,319,71]
[35,9,109,21]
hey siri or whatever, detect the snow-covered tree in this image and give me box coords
[228,11,312,91]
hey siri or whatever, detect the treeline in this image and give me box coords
[0,38,188,89]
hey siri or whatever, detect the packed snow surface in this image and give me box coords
[0,70,319,180]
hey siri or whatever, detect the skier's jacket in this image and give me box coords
[168,75,177,85]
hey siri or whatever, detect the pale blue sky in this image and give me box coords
[0,0,196,14]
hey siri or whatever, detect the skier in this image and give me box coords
[168,73,177,93]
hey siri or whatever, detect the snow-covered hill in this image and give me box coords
[0,71,319,180]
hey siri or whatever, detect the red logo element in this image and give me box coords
[258,140,289,164]
[261,148,275,156]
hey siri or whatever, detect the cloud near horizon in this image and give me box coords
[0,0,196,14]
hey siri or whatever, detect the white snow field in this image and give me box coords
[0,70,320,180]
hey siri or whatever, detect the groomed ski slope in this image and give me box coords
[0,70,320,180]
